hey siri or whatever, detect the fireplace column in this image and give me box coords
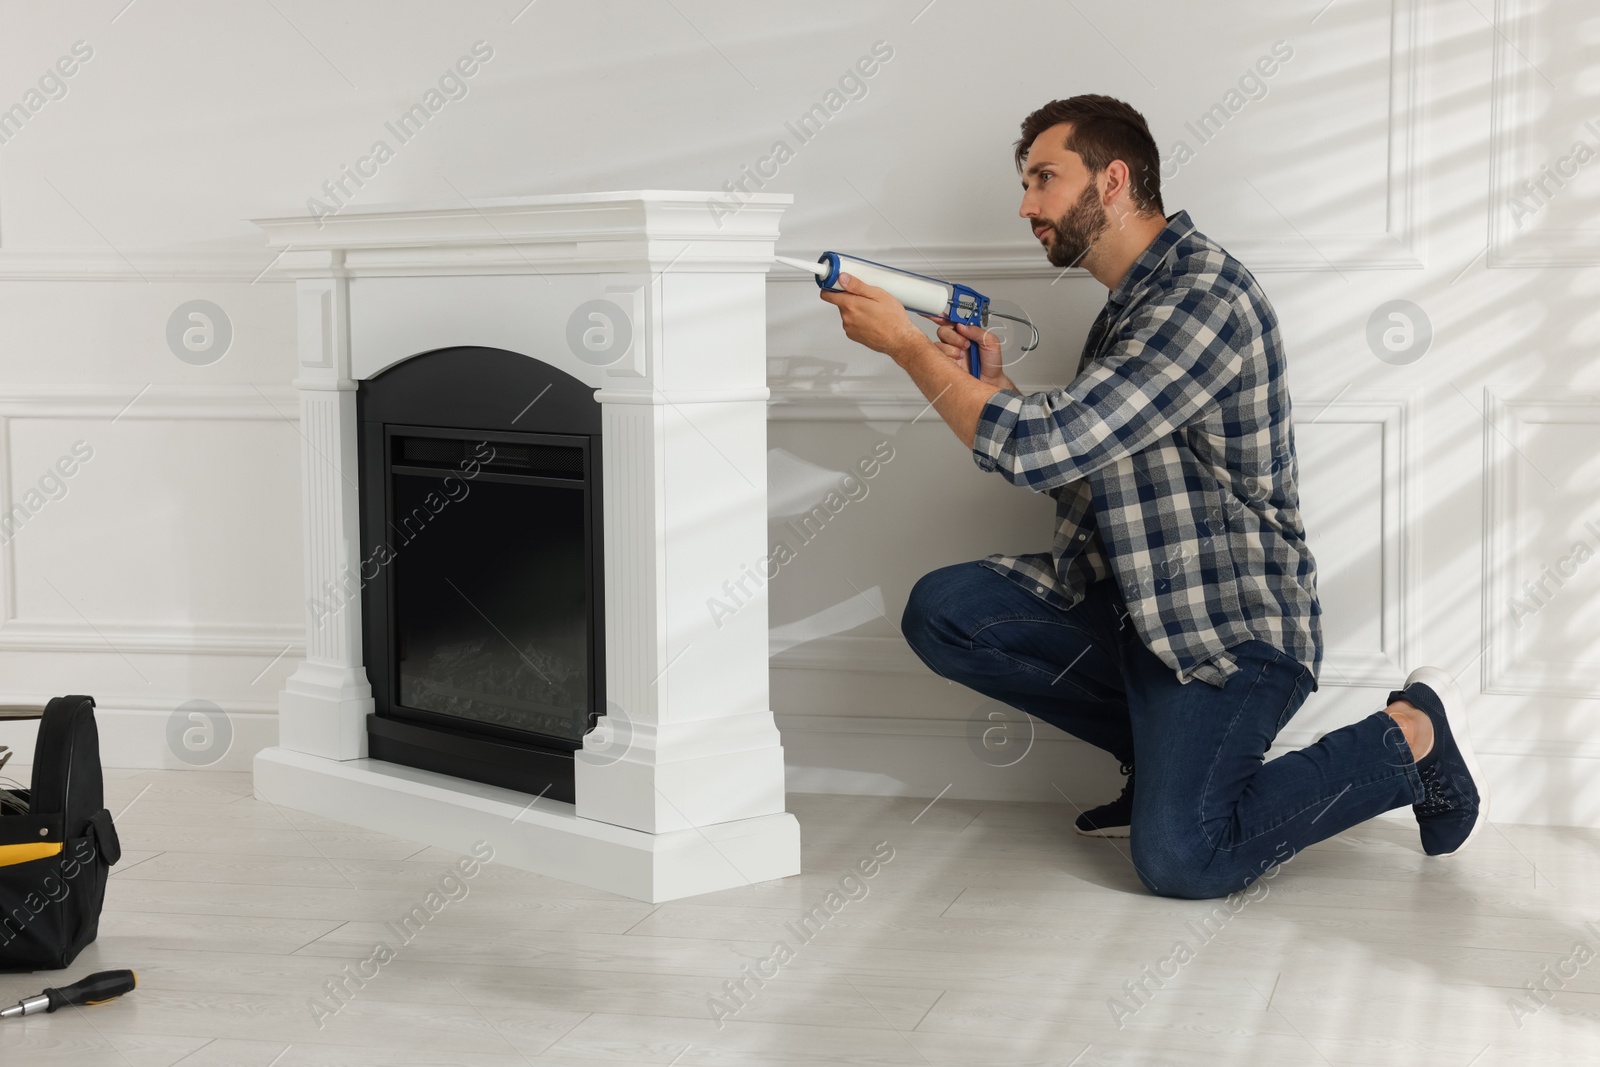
[579,381,783,833]
[277,252,374,760]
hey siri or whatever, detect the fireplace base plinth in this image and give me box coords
[253,746,802,903]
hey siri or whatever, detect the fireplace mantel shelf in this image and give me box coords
[253,190,795,277]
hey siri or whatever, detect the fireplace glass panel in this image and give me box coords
[391,468,590,743]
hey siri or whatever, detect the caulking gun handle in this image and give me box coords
[967,338,982,379]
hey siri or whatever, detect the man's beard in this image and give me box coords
[1039,181,1109,269]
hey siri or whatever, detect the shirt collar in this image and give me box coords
[1107,209,1194,307]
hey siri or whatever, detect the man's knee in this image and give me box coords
[1130,833,1240,901]
[901,564,972,657]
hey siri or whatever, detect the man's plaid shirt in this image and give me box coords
[971,209,1322,688]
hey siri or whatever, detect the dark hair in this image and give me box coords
[1014,95,1164,216]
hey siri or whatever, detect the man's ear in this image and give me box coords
[1102,160,1128,208]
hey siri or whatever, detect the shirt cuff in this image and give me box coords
[1182,651,1240,688]
[971,388,1025,473]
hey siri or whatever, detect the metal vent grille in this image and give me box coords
[396,436,585,480]
[400,437,467,465]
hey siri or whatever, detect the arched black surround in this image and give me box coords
[358,345,602,436]
[356,347,604,802]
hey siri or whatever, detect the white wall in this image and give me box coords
[0,0,1596,825]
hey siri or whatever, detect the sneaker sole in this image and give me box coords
[1405,665,1490,856]
[1073,824,1131,839]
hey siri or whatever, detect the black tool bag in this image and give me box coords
[0,695,122,972]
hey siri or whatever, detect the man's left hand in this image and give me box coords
[818,272,927,362]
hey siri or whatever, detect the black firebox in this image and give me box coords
[357,346,604,803]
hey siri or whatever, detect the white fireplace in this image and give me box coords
[250,191,800,903]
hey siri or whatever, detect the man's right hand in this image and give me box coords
[931,317,1017,392]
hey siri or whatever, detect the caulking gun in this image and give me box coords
[776,253,1038,378]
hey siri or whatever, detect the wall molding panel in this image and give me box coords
[765,0,1425,277]
[1487,0,1598,267]
[0,385,304,658]
[769,395,1412,689]
[1305,400,1413,687]
[1482,391,1600,697]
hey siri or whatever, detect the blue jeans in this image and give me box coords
[902,562,1426,899]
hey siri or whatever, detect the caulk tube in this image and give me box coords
[816,253,956,320]
[779,252,983,378]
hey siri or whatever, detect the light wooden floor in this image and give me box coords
[2,769,1599,1066]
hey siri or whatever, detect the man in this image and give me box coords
[818,94,1487,900]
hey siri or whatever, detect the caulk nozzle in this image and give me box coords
[773,255,828,276]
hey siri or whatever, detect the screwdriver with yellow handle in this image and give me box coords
[1,970,136,1018]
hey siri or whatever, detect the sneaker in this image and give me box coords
[1074,761,1134,838]
[1395,666,1490,857]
